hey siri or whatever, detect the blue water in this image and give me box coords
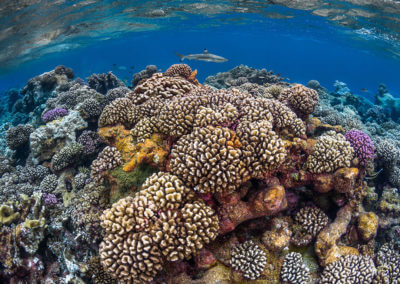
[1,6,400,101]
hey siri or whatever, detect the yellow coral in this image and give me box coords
[0,205,20,225]
[357,212,378,241]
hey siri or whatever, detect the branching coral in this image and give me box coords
[294,206,329,237]
[306,131,354,173]
[374,242,400,284]
[230,240,267,280]
[164,63,193,79]
[280,252,311,284]
[42,108,68,123]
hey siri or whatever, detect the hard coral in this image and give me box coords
[91,146,123,183]
[282,83,319,116]
[170,126,246,194]
[98,97,138,128]
[51,143,83,171]
[164,63,193,79]
[294,206,329,237]
[42,108,68,123]
[230,240,267,280]
[5,124,34,150]
[320,255,376,284]
[280,252,311,284]
[87,71,124,95]
[344,130,374,166]
[306,131,354,174]
[127,73,196,105]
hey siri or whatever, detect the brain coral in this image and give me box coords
[230,240,267,280]
[306,131,354,173]
[5,124,34,150]
[170,126,246,194]
[127,72,196,105]
[320,255,376,284]
[344,130,374,166]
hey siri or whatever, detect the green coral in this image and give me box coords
[109,164,158,203]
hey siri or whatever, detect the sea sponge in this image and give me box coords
[137,172,194,210]
[98,97,138,128]
[91,146,123,183]
[164,63,193,79]
[306,131,354,174]
[127,73,196,105]
[5,124,34,150]
[100,231,163,284]
[280,252,311,284]
[51,143,83,171]
[236,120,287,178]
[320,255,376,284]
[344,130,374,166]
[283,83,319,116]
[230,240,267,280]
[170,126,246,194]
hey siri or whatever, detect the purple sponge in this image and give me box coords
[344,130,374,166]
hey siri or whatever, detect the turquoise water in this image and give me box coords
[1,1,400,99]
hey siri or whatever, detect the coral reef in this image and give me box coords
[230,240,267,280]
[280,252,311,284]
[1,63,399,283]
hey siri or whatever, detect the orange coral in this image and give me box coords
[98,125,135,161]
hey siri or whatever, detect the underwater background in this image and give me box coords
[1,0,400,283]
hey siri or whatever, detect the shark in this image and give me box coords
[175,49,228,63]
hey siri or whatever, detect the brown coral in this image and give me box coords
[170,126,247,194]
[91,146,123,183]
[283,83,319,116]
[98,98,138,128]
[127,73,196,105]
[306,131,354,174]
[164,63,193,79]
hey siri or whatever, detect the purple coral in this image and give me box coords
[42,193,58,205]
[42,108,68,123]
[344,130,374,166]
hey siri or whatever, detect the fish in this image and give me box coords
[175,49,228,63]
[364,168,383,180]
[360,88,369,92]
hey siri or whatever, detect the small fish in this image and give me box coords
[118,66,127,71]
[175,49,228,63]
[365,168,383,180]
[130,66,135,69]
[360,88,369,92]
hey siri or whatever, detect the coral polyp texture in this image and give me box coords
[306,131,354,173]
[280,252,311,284]
[320,255,376,284]
[230,240,267,280]
[344,129,374,166]
[0,64,399,283]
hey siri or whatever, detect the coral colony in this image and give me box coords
[0,63,400,283]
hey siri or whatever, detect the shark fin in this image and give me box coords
[203,48,209,54]
[175,52,185,62]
